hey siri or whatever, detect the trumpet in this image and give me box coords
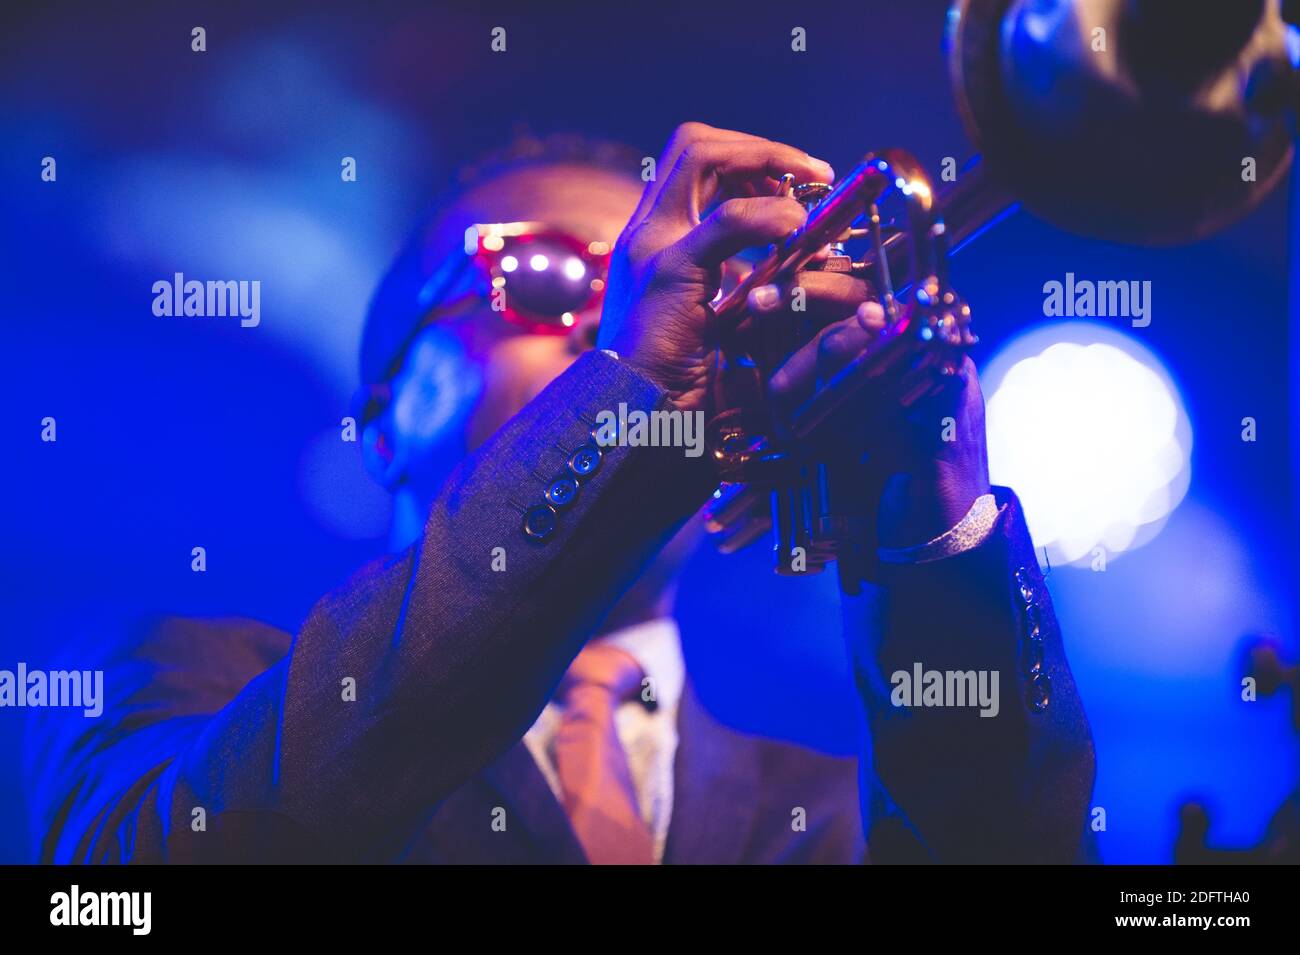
[701,0,1297,576]
[701,152,1011,575]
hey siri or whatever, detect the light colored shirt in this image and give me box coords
[523,617,684,864]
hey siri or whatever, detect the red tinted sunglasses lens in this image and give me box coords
[480,232,609,331]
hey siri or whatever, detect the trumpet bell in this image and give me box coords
[948,0,1295,244]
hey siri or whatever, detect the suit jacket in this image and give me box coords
[28,612,863,864]
[25,350,1095,863]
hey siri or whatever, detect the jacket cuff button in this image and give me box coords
[1015,566,1036,606]
[567,443,603,479]
[523,504,558,541]
[544,476,580,509]
[1026,672,1052,711]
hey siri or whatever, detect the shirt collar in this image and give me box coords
[594,617,685,713]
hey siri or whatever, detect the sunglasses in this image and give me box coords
[356,221,613,423]
[451,221,613,334]
[359,218,751,424]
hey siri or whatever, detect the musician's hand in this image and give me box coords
[765,299,992,548]
[597,122,834,413]
[873,349,991,549]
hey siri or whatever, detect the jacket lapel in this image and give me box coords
[432,682,764,864]
[663,680,761,865]
[480,741,588,864]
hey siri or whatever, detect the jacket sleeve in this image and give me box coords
[29,351,715,862]
[845,488,1097,863]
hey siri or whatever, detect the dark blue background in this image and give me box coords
[2,0,1295,863]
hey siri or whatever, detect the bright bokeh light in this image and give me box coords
[500,254,518,273]
[529,253,549,271]
[983,323,1192,566]
[563,256,586,281]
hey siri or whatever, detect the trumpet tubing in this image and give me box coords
[704,0,1296,575]
[702,150,1015,573]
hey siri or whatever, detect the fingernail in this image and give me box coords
[749,284,781,312]
[809,157,835,181]
[857,301,885,328]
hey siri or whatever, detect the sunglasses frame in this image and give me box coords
[464,221,613,334]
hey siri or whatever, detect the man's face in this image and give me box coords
[381,163,642,495]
